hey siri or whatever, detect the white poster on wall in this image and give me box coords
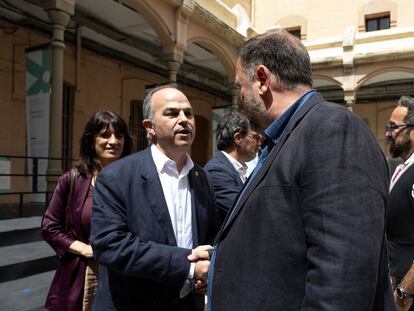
[26,45,51,203]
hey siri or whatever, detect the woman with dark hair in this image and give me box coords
[41,111,132,311]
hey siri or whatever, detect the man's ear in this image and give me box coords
[255,65,271,95]
[142,119,155,136]
[233,132,243,147]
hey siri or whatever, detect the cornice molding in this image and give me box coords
[192,2,245,48]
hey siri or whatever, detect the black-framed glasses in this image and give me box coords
[385,123,414,133]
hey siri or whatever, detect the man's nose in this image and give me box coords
[385,129,393,138]
[178,111,188,123]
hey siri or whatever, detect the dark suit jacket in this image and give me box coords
[41,171,92,310]
[90,147,220,311]
[387,163,414,279]
[210,94,392,310]
[204,151,244,222]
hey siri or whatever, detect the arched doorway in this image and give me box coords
[192,115,210,166]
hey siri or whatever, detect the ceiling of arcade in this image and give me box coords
[3,0,414,106]
[0,0,244,103]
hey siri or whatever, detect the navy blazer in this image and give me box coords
[90,147,220,311]
[204,151,244,223]
[210,93,393,310]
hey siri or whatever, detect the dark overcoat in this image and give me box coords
[210,93,393,310]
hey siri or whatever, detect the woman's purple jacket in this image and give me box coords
[41,170,92,311]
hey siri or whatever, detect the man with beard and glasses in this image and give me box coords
[90,85,220,311]
[189,29,394,310]
[386,96,414,311]
[204,112,261,223]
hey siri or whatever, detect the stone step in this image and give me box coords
[0,216,42,233]
[0,216,43,247]
[0,241,57,282]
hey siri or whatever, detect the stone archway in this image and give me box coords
[122,0,175,47]
[187,37,237,83]
[313,75,344,104]
[192,115,210,166]
[355,67,414,101]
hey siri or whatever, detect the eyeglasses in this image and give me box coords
[245,132,262,142]
[385,123,414,134]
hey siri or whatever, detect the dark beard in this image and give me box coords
[239,89,268,132]
[389,130,412,159]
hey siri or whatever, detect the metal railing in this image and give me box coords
[0,155,74,218]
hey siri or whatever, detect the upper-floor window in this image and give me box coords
[365,13,390,32]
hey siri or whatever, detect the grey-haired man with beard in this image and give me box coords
[386,96,414,311]
[188,29,394,311]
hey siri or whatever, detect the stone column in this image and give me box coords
[342,27,356,112]
[43,0,74,190]
[166,60,181,84]
[163,2,191,85]
[229,86,239,112]
[344,90,356,112]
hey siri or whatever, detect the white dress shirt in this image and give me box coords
[151,144,194,250]
[222,151,248,183]
[246,153,259,178]
[151,145,195,297]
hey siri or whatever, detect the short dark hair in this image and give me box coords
[76,111,132,174]
[216,112,250,151]
[238,29,312,90]
[398,96,414,124]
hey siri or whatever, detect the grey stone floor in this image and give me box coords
[0,271,52,311]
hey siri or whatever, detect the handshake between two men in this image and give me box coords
[188,245,214,294]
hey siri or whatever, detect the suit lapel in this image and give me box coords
[141,149,177,246]
[217,151,244,187]
[217,94,323,239]
[189,169,199,247]
[189,166,209,247]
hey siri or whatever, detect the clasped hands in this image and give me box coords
[188,245,213,294]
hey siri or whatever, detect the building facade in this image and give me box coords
[254,0,414,155]
[1,0,414,204]
[0,0,248,203]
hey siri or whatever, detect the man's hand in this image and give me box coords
[392,264,414,311]
[194,259,210,282]
[394,290,413,311]
[194,279,208,294]
[187,245,213,290]
[187,245,213,262]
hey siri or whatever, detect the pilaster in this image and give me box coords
[42,0,74,190]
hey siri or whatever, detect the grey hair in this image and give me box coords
[216,112,250,151]
[398,96,414,124]
[239,28,312,90]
